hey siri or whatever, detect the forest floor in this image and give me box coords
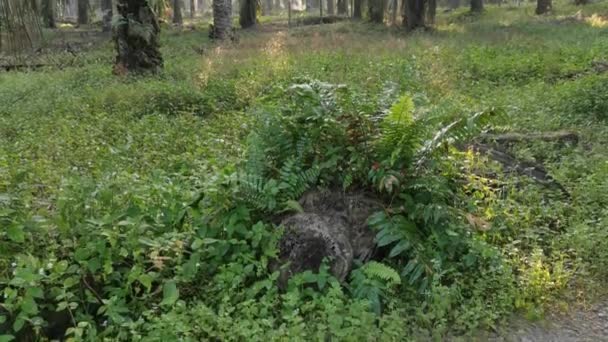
[1,2,608,340]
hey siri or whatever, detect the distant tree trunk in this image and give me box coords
[470,0,482,12]
[42,0,57,28]
[77,0,88,24]
[448,0,460,9]
[190,0,196,17]
[535,0,550,13]
[239,0,256,27]
[574,0,587,5]
[327,0,334,14]
[353,0,362,18]
[368,0,383,22]
[390,0,397,24]
[173,0,183,24]
[337,0,347,14]
[198,0,205,12]
[113,0,163,74]
[403,0,425,30]
[427,0,436,23]
[101,0,112,32]
[306,0,314,12]
[212,0,232,39]
[263,0,273,15]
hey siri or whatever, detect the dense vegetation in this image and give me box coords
[1,2,608,340]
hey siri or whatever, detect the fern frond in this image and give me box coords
[362,261,402,285]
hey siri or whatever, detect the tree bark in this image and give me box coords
[101,0,112,32]
[191,0,196,17]
[535,0,551,14]
[212,0,232,39]
[448,0,460,9]
[470,0,483,12]
[42,0,57,28]
[337,0,347,14]
[327,0,334,15]
[353,0,362,18]
[403,0,425,30]
[263,0,273,15]
[113,0,163,74]
[368,0,383,22]
[239,0,256,28]
[427,0,436,24]
[77,0,88,24]
[173,0,183,24]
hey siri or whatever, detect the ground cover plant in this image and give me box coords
[1,0,608,340]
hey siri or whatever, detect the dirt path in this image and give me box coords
[487,301,608,342]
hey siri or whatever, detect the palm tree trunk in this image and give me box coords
[101,0,112,32]
[77,0,88,25]
[368,0,383,23]
[239,0,256,28]
[535,0,550,14]
[212,0,232,39]
[42,0,57,28]
[327,0,334,15]
[427,0,435,24]
[173,0,183,24]
[403,0,425,30]
[337,0,347,14]
[470,0,482,12]
[353,0,361,18]
[114,0,163,74]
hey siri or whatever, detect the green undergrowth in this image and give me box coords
[1,2,608,340]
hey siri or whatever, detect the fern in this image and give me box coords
[362,261,401,285]
[237,157,319,213]
[376,95,426,169]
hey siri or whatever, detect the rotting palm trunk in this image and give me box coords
[337,0,347,15]
[173,0,183,24]
[239,0,256,28]
[353,0,361,18]
[368,0,383,22]
[77,0,88,25]
[470,0,482,12]
[101,0,113,32]
[113,0,163,74]
[212,0,232,39]
[403,0,425,30]
[535,0,550,14]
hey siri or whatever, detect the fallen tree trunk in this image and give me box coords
[479,131,579,145]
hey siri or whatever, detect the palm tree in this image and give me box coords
[114,0,163,73]
[535,0,551,14]
[404,0,425,30]
[101,0,113,32]
[239,0,256,28]
[368,0,384,23]
[77,0,89,25]
[173,0,183,24]
[0,0,43,52]
[470,0,483,12]
[212,0,232,39]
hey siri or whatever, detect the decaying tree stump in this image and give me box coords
[277,190,381,288]
[113,0,163,74]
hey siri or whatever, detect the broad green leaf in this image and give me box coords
[7,224,24,243]
[160,280,179,306]
[0,335,15,342]
[389,240,411,258]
